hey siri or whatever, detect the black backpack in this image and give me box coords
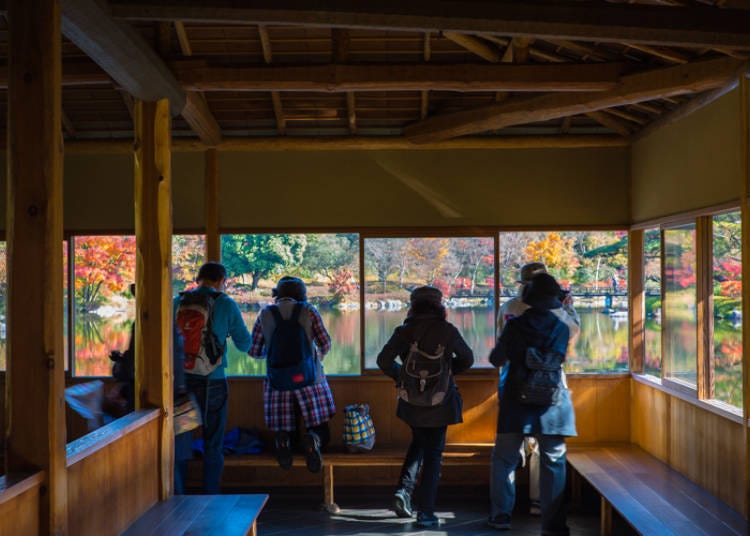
[398,322,452,407]
[266,303,317,391]
[517,344,565,407]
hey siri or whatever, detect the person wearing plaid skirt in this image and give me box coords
[249,276,335,473]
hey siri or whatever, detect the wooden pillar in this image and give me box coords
[134,98,174,500]
[696,216,714,400]
[204,148,220,261]
[740,74,750,520]
[629,229,645,374]
[6,0,67,534]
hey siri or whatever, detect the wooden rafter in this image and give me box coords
[171,61,627,92]
[61,109,76,137]
[547,39,618,61]
[606,107,647,125]
[560,116,573,134]
[420,90,429,120]
[60,0,225,145]
[404,56,746,143]
[174,21,192,56]
[586,110,633,136]
[423,32,431,62]
[258,24,272,64]
[271,91,286,134]
[443,32,500,62]
[109,1,750,50]
[346,92,356,134]
[626,43,689,64]
[513,37,533,64]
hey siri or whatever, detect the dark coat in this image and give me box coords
[377,313,474,428]
[489,308,577,437]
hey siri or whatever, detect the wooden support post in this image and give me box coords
[696,216,714,400]
[629,230,645,374]
[6,0,67,534]
[322,465,340,513]
[204,148,220,261]
[601,497,613,536]
[740,74,750,520]
[134,98,174,500]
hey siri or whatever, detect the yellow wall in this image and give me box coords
[630,89,742,223]
[0,146,630,232]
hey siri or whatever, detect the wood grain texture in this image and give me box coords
[0,473,42,536]
[629,230,645,373]
[204,148,221,261]
[134,98,174,499]
[67,414,160,535]
[5,0,67,533]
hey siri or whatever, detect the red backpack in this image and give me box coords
[176,290,225,376]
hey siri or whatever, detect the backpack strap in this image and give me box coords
[290,302,303,322]
[268,304,283,324]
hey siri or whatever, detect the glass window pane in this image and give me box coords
[364,237,495,368]
[712,212,742,407]
[74,236,136,376]
[644,228,662,377]
[172,235,206,295]
[221,233,360,376]
[663,224,697,387]
[498,231,629,373]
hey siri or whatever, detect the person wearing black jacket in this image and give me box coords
[487,273,577,535]
[377,286,474,528]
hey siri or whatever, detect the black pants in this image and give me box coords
[398,425,447,516]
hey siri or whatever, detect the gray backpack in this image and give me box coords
[398,323,451,407]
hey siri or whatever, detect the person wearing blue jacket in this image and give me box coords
[175,262,252,493]
[487,273,577,535]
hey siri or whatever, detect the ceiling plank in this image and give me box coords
[404,56,746,143]
[172,61,627,92]
[109,0,750,50]
[62,0,186,114]
[443,32,500,62]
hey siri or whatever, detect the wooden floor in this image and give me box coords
[253,487,609,536]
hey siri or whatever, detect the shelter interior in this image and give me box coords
[2,1,750,534]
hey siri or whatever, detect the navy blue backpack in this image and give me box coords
[266,303,317,391]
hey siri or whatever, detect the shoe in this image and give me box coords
[393,489,413,518]
[274,431,293,470]
[303,431,323,473]
[416,512,441,528]
[487,514,512,530]
[530,499,541,516]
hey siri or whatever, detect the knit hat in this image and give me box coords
[410,285,443,305]
[518,262,547,283]
[522,273,562,311]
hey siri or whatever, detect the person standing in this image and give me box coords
[175,262,252,493]
[377,286,474,528]
[249,276,335,473]
[497,262,580,516]
[488,272,577,534]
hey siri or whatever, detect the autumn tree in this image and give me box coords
[74,236,136,311]
[172,235,205,294]
[406,237,450,286]
[221,234,307,290]
[304,234,358,282]
[524,232,579,280]
[365,238,407,293]
[449,237,494,293]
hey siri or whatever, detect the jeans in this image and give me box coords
[490,433,569,535]
[398,426,447,516]
[186,376,228,494]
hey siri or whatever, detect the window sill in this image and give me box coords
[632,373,744,425]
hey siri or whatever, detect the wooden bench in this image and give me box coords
[222,443,492,513]
[567,444,750,536]
[122,494,268,536]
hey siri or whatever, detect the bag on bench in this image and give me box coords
[343,403,376,453]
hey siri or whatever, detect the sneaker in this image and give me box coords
[303,431,323,473]
[487,514,512,530]
[416,512,441,528]
[530,500,542,516]
[393,489,413,518]
[274,431,293,470]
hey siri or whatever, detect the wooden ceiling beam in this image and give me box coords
[172,61,627,92]
[586,110,633,136]
[174,21,192,56]
[404,56,746,143]
[346,92,356,134]
[271,91,286,135]
[258,24,272,64]
[625,43,689,64]
[443,32,500,62]
[108,0,750,50]
[61,0,222,146]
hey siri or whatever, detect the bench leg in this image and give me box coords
[321,465,340,514]
[600,497,612,536]
[570,469,582,512]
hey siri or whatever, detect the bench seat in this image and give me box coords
[122,494,268,536]
[222,443,492,512]
[567,444,749,536]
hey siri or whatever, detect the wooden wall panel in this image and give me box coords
[567,376,631,444]
[0,474,43,536]
[669,397,744,513]
[66,414,160,536]
[630,379,669,462]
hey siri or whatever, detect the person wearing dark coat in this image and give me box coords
[377,286,474,528]
[487,273,577,535]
